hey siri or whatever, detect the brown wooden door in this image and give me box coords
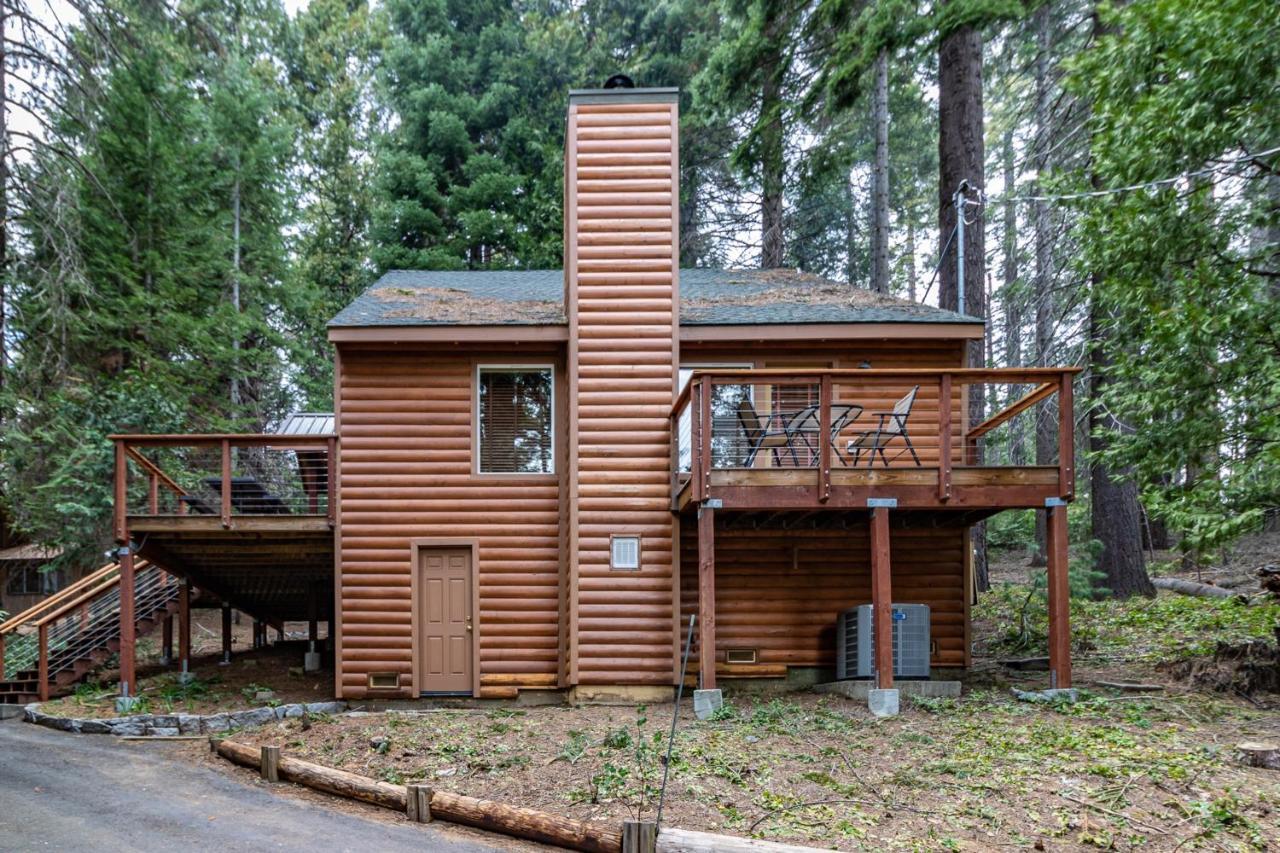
[418,548,473,694]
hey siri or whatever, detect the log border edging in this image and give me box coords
[23,700,347,737]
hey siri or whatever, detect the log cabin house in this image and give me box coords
[1,85,1077,707]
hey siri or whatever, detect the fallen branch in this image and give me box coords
[998,656,1050,671]
[1152,578,1241,600]
[1093,680,1164,693]
[1060,794,1168,835]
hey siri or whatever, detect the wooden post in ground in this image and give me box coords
[406,784,433,823]
[161,615,174,665]
[178,581,191,674]
[308,583,319,646]
[119,542,137,696]
[252,620,263,649]
[261,745,280,782]
[1046,501,1072,688]
[622,820,657,853]
[869,505,894,689]
[697,504,716,690]
[221,603,233,664]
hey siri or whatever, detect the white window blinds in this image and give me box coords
[478,368,554,473]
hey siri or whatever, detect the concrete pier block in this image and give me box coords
[692,689,723,720]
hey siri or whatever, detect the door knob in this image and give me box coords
[466,622,473,632]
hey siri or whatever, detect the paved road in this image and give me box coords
[0,717,508,852]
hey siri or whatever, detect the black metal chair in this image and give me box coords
[789,403,863,466]
[847,386,922,468]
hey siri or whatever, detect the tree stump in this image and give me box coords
[1237,742,1280,770]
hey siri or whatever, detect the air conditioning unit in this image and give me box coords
[835,603,931,680]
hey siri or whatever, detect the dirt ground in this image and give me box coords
[218,532,1280,852]
[39,611,335,718]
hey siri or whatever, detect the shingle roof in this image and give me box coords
[328,268,982,328]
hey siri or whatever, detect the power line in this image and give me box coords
[991,146,1280,204]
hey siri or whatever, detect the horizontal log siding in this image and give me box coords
[336,350,561,698]
[680,524,967,670]
[567,97,679,685]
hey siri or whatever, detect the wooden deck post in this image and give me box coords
[869,505,894,689]
[37,623,49,701]
[308,582,320,644]
[818,374,832,503]
[1058,372,1075,500]
[1046,501,1072,688]
[221,602,233,664]
[220,438,233,529]
[697,504,716,690]
[119,542,137,697]
[938,374,953,500]
[178,580,191,675]
[113,440,128,543]
[161,615,174,665]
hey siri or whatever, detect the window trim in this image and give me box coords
[473,363,556,476]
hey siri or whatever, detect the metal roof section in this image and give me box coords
[275,412,336,436]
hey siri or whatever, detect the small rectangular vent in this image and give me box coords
[610,535,641,570]
[367,672,400,690]
[725,648,757,665]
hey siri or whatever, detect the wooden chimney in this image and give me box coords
[563,85,680,689]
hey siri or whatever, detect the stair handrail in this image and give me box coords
[0,561,121,636]
[30,560,151,631]
[28,560,156,700]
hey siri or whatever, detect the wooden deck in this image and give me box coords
[675,367,1078,694]
[675,465,1063,512]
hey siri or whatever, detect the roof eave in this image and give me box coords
[328,324,570,344]
[679,321,984,342]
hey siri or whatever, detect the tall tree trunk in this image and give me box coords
[1089,293,1152,597]
[938,3,987,590]
[0,5,7,403]
[760,5,785,269]
[870,47,890,293]
[1002,130,1025,466]
[906,216,918,302]
[1031,2,1053,568]
[230,171,242,409]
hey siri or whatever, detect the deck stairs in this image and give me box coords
[0,560,180,705]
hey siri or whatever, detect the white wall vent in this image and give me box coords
[835,603,931,680]
[610,535,641,570]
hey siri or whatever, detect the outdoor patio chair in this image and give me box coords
[847,385,922,468]
[789,403,863,466]
[736,399,793,466]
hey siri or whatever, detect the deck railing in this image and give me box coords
[670,367,1080,505]
[111,433,336,538]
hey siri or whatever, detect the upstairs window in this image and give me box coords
[477,367,554,474]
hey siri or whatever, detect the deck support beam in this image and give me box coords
[1046,502,1072,688]
[221,603,233,665]
[178,580,191,678]
[161,615,174,665]
[697,504,716,690]
[869,506,893,689]
[118,543,137,698]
